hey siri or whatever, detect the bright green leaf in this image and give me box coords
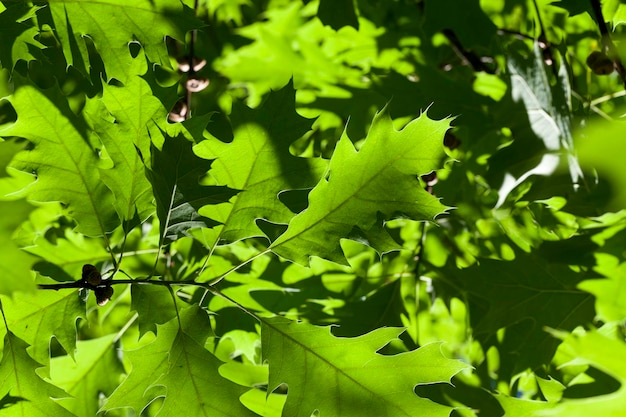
[48,0,201,83]
[103,305,251,416]
[0,290,85,366]
[0,199,36,295]
[0,331,73,417]
[541,330,626,416]
[194,80,327,247]
[84,54,161,225]
[579,254,626,323]
[1,78,119,237]
[261,316,469,417]
[49,334,124,417]
[270,107,450,265]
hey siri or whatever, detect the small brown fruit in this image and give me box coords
[95,285,114,306]
[82,264,101,286]
[586,51,614,75]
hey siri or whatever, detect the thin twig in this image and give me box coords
[0,299,9,333]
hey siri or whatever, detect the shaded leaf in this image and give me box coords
[261,316,469,417]
[444,253,594,372]
[271,108,450,265]
[146,131,237,244]
[495,44,582,207]
[131,285,178,336]
[318,0,359,30]
[0,3,45,70]
[194,80,327,246]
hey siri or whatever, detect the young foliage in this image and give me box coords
[2,78,118,236]
[193,80,327,246]
[2,1,626,417]
[271,109,450,265]
[0,331,73,417]
[262,317,468,417]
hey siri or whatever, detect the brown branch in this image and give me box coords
[37,278,208,291]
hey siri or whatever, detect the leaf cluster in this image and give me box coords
[1,1,626,416]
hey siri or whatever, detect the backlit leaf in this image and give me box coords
[271,108,450,265]
[262,316,469,417]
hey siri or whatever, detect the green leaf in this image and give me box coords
[194,80,327,246]
[49,335,124,417]
[540,330,626,416]
[578,254,626,323]
[83,54,161,224]
[131,285,178,336]
[48,0,201,83]
[0,3,45,70]
[494,44,582,207]
[445,253,594,372]
[0,199,37,295]
[261,316,469,417]
[318,0,359,30]
[103,305,253,416]
[0,290,85,366]
[270,108,450,265]
[495,394,553,417]
[146,131,237,244]
[1,78,119,237]
[0,331,73,417]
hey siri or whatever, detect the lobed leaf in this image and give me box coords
[194,80,327,247]
[539,330,626,416]
[1,78,119,237]
[49,335,124,417]
[83,53,161,225]
[0,290,85,367]
[145,131,237,244]
[445,253,594,372]
[103,305,253,416]
[262,316,469,417]
[0,331,73,417]
[270,107,451,265]
[48,0,201,83]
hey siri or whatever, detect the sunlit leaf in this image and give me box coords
[271,107,450,265]
[1,78,119,236]
[194,80,327,247]
[48,0,201,83]
[262,316,469,417]
[0,331,73,417]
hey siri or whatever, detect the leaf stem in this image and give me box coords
[0,299,9,333]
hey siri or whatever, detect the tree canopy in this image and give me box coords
[1,1,626,416]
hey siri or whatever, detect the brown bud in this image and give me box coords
[186,77,210,92]
[95,285,114,306]
[586,51,614,75]
[168,100,188,122]
[82,264,101,286]
[177,57,207,73]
